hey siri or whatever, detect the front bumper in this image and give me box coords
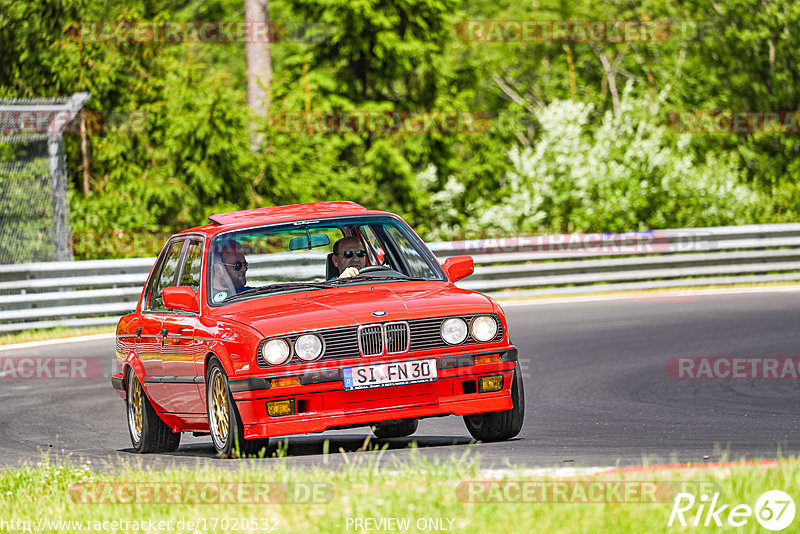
[230,348,518,439]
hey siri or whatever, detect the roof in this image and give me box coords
[207,201,369,225]
[178,201,393,235]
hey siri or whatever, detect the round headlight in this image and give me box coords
[471,316,498,342]
[295,334,324,361]
[262,339,291,365]
[441,318,468,345]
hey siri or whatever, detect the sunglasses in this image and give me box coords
[221,260,248,271]
[340,249,366,259]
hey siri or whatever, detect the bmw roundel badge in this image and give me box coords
[372,311,388,317]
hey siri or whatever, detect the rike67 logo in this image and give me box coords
[668,490,796,531]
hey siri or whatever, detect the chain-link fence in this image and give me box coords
[0,134,55,263]
[0,93,89,264]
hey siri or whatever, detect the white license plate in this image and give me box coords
[343,359,438,391]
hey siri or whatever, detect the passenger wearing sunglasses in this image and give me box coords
[331,236,368,279]
[211,239,253,300]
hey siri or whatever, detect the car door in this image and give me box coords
[158,237,205,414]
[139,238,186,409]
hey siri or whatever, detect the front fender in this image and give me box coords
[113,355,157,410]
[199,317,263,380]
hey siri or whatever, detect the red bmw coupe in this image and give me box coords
[112,202,524,457]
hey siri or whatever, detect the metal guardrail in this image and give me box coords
[2,223,800,333]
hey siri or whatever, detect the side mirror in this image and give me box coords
[442,255,474,282]
[163,286,200,314]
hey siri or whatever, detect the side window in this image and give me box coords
[385,225,439,279]
[358,225,386,265]
[148,241,184,310]
[180,240,203,291]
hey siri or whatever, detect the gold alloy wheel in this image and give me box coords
[211,371,229,442]
[128,374,144,441]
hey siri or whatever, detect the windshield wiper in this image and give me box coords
[223,282,332,302]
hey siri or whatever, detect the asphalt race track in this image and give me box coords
[1,288,799,471]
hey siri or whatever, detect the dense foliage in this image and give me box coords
[1,0,797,257]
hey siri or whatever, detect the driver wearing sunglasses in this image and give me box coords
[211,239,253,299]
[331,236,368,279]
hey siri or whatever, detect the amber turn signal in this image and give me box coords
[271,376,301,388]
[473,354,501,366]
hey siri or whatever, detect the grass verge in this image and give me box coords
[1,451,798,533]
[0,326,115,346]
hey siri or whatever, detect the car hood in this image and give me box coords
[214,282,494,337]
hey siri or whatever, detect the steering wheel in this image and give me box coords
[359,265,391,274]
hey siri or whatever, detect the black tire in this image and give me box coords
[126,369,181,453]
[371,419,419,439]
[463,366,525,442]
[206,359,268,458]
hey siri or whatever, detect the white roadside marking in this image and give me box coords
[381,466,614,479]
[477,467,615,478]
[0,333,115,352]
[498,285,800,307]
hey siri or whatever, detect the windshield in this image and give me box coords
[207,216,445,304]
